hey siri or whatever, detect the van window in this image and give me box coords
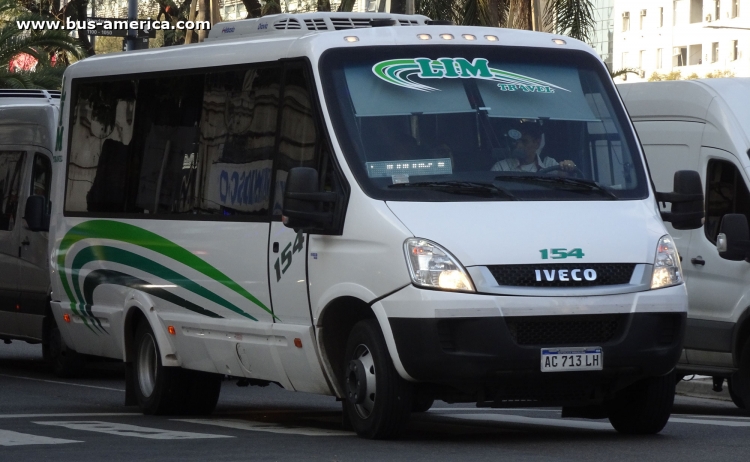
[0,151,24,231]
[705,159,750,242]
[31,153,52,201]
[321,46,648,202]
[65,65,282,219]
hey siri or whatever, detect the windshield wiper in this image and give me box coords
[494,175,618,199]
[388,181,517,200]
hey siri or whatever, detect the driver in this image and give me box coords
[491,122,576,173]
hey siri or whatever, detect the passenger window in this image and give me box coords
[66,65,281,219]
[0,151,25,231]
[31,154,52,201]
[272,65,321,216]
[705,159,750,242]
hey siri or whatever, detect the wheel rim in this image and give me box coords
[137,333,158,398]
[349,344,376,419]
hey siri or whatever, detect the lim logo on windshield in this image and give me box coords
[372,57,569,93]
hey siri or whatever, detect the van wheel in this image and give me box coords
[133,322,221,415]
[728,338,750,409]
[607,372,675,435]
[342,319,412,439]
[46,322,81,378]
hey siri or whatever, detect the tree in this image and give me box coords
[0,0,84,89]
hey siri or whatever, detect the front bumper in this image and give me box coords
[378,284,687,406]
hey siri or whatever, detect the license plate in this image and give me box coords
[541,347,603,372]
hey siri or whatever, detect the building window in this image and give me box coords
[712,42,720,62]
[689,44,703,65]
[690,0,704,23]
[640,9,647,29]
[623,11,630,31]
[716,0,721,20]
[656,48,663,69]
[659,6,664,26]
[674,46,688,66]
[733,0,740,18]
[732,39,739,59]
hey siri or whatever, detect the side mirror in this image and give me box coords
[655,170,704,230]
[24,195,49,232]
[281,167,337,232]
[717,213,750,262]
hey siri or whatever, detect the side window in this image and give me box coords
[31,153,52,201]
[272,65,320,216]
[0,151,25,231]
[66,65,281,219]
[705,159,750,242]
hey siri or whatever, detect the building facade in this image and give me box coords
[590,0,615,70]
[613,0,750,81]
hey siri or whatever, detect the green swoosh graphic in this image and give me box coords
[71,246,255,321]
[57,220,274,324]
[83,269,223,319]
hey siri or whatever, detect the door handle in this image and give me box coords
[690,257,706,266]
[21,237,30,246]
[272,242,279,253]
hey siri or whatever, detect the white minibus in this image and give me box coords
[0,89,80,375]
[50,12,703,438]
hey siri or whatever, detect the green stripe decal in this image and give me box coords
[71,246,255,321]
[57,220,273,323]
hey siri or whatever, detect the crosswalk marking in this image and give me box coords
[34,421,233,440]
[0,429,81,446]
[675,414,750,421]
[0,373,124,392]
[444,413,615,431]
[176,419,354,437]
[0,413,140,419]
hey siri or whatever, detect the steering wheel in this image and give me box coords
[537,164,585,178]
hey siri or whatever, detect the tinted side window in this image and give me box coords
[0,151,25,231]
[705,159,750,242]
[272,66,320,216]
[66,65,281,219]
[31,153,52,201]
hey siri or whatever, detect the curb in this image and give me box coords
[676,377,732,402]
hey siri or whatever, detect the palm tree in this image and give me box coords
[0,0,84,89]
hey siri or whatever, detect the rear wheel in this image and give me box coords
[45,320,82,378]
[133,321,221,415]
[728,338,750,409]
[607,372,675,435]
[342,319,412,439]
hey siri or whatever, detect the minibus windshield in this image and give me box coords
[320,45,649,201]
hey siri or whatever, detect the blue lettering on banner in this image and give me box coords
[217,166,272,209]
[222,27,235,33]
[257,23,268,30]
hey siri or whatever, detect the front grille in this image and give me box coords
[506,314,626,346]
[487,263,636,287]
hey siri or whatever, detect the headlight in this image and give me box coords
[651,235,683,289]
[404,239,475,292]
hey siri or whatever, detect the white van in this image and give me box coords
[0,89,79,374]
[619,78,750,409]
[50,13,703,438]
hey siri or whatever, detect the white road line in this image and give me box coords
[0,413,140,419]
[675,414,750,421]
[34,421,233,440]
[429,408,561,413]
[176,419,354,437]
[0,373,124,392]
[669,417,750,427]
[0,429,81,446]
[444,413,615,431]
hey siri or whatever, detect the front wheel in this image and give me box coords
[607,372,675,435]
[342,319,412,439]
[133,321,221,415]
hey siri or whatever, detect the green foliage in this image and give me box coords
[609,68,639,79]
[543,0,595,42]
[648,70,683,81]
[705,69,735,78]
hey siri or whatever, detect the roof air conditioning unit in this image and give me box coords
[706,14,712,22]
[623,12,630,18]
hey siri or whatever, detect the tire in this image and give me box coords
[607,372,675,435]
[727,338,750,409]
[46,321,82,378]
[342,319,412,439]
[133,321,221,415]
